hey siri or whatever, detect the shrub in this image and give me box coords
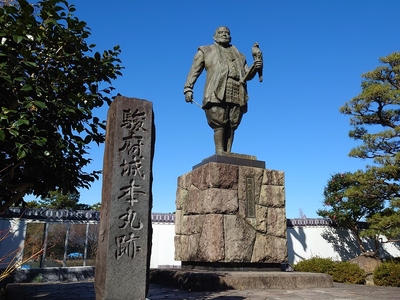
[389,257,400,263]
[293,257,336,274]
[330,262,366,284]
[294,257,366,284]
[373,262,400,287]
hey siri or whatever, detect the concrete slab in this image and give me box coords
[13,266,95,283]
[6,281,400,300]
[149,269,333,291]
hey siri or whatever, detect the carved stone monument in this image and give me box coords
[95,96,155,300]
[175,154,288,269]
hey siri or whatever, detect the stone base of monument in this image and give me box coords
[181,261,283,271]
[167,154,334,291]
[175,154,288,267]
[149,269,334,291]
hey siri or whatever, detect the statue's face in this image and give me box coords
[213,27,231,46]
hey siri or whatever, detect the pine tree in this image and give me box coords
[340,52,400,242]
[317,172,384,253]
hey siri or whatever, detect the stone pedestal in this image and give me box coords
[174,154,287,269]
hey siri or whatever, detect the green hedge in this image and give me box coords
[293,257,336,274]
[294,257,366,284]
[373,262,400,287]
[330,262,366,284]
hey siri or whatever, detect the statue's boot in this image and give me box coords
[214,129,225,154]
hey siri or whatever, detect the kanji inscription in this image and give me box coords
[246,176,255,218]
[115,107,148,260]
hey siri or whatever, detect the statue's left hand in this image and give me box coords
[247,61,263,77]
[243,61,264,83]
[253,60,263,70]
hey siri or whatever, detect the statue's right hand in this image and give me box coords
[185,91,193,103]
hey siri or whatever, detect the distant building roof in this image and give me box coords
[0,208,367,228]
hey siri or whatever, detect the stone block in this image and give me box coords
[201,163,239,190]
[174,209,183,235]
[202,188,238,214]
[262,169,285,186]
[177,172,192,189]
[174,234,201,261]
[174,235,183,261]
[224,215,256,262]
[190,167,204,190]
[259,185,285,207]
[175,187,188,211]
[267,207,287,238]
[251,233,270,262]
[180,214,205,235]
[184,185,203,214]
[255,204,268,233]
[198,214,224,262]
[251,234,287,263]
[266,236,288,262]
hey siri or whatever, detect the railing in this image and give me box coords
[3,208,176,224]
[286,218,368,229]
[287,218,334,227]
[3,207,100,223]
[152,213,175,223]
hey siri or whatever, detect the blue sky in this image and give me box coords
[52,0,399,218]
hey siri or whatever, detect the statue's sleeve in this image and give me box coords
[184,49,205,94]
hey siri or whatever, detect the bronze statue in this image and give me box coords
[184,26,263,154]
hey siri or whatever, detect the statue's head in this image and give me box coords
[213,26,231,46]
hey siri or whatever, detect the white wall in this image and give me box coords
[150,222,180,268]
[288,226,364,264]
[288,226,400,264]
[150,223,400,267]
[2,218,399,269]
[0,218,27,269]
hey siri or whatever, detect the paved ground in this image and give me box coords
[5,280,400,300]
